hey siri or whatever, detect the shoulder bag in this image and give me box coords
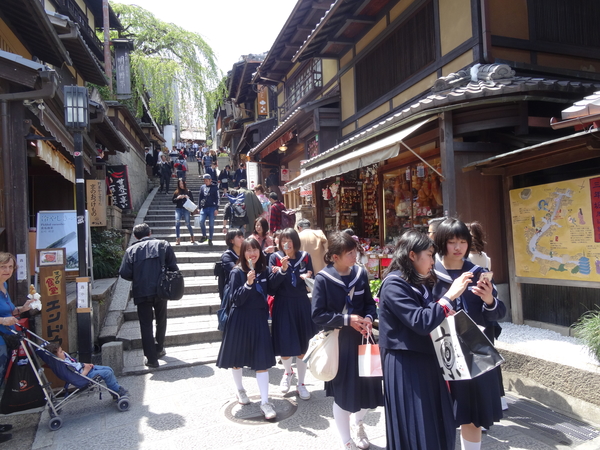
[302,287,354,381]
[157,240,185,300]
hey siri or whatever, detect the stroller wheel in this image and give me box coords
[48,417,62,431]
[117,397,130,412]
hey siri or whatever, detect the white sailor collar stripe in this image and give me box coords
[319,265,362,289]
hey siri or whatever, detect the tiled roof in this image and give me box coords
[301,64,600,169]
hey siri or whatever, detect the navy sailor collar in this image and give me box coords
[319,264,363,289]
[434,259,481,284]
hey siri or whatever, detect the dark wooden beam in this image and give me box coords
[346,15,377,24]
[454,142,505,153]
[504,146,596,177]
[440,111,456,215]
[491,35,600,61]
[326,38,355,46]
[454,116,521,135]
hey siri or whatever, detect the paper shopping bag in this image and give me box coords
[358,334,382,377]
[430,310,504,381]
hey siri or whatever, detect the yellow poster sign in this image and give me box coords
[510,175,600,281]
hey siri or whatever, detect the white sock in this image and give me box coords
[296,358,307,385]
[461,436,481,450]
[351,408,368,425]
[281,357,293,375]
[231,368,243,391]
[333,402,352,444]
[256,371,269,404]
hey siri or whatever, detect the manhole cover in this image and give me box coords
[223,394,298,425]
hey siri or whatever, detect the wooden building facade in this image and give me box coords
[247,0,600,327]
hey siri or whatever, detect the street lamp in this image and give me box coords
[64,85,93,363]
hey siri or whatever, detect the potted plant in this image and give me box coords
[573,306,600,363]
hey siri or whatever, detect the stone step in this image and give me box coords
[117,314,222,350]
[180,275,219,294]
[176,262,214,277]
[171,250,225,262]
[123,292,220,321]
[151,234,227,249]
[122,341,221,375]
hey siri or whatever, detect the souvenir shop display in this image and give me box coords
[382,158,443,243]
[361,167,379,239]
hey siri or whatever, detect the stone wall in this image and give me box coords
[107,145,149,213]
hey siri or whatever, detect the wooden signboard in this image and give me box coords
[106,165,132,210]
[86,180,107,226]
[37,248,69,352]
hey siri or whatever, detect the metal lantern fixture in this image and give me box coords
[63,86,89,129]
[63,85,93,363]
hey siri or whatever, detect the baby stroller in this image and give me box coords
[1,325,130,431]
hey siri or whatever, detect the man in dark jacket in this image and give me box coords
[119,223,178,368]
[198,174,219,245]
[234,162,246,188]
[239,179,264,237]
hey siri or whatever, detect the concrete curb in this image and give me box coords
[501,349,600,427]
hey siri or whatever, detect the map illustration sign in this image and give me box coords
[510,175,600,282]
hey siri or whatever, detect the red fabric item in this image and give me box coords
[268,295,275,316]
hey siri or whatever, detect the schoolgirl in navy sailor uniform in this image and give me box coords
[216,237,277,420]
[378,230,472,450]
[311,232,383,450]
[268,228,316,400]
[222,229,244,278]
[432,218,506,450]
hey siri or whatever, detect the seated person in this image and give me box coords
[46,343,128,398]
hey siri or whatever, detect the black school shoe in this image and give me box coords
[145,359,159,369]
[0,425,12,433]
[0,433,12,443]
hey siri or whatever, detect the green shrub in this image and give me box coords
[573,306,600,363]
[91,228,126,279]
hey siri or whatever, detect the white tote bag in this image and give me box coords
[302,328,340,381]
[303,291,352,381]
[183,198,198,212]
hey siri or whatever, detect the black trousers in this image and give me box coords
[136,296,168,363]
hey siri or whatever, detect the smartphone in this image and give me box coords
[479,271,493,283]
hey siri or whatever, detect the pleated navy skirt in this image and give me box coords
[216,306,275,371]
[271,293,316,357]
[382,348,456,450]
[324,326,384,413]
[450,366,503,428]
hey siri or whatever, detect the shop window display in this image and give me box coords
[383,158,443,242]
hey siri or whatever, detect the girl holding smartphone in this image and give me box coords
[432,218,506,450]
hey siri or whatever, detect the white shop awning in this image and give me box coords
[286,118,433,190]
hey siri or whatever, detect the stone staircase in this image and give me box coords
[116,162,230,374]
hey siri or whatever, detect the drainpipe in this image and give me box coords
[0,70,57,293]
[480,0,492,63]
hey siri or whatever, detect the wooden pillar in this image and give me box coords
[439,112,456,216]
[8,105,31,301]
[503,175,523,324]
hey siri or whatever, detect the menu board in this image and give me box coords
[509,175,600,281]
[86,180,106,226]
[36,211,89,271]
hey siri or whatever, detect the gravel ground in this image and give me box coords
[496,322,600,373]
